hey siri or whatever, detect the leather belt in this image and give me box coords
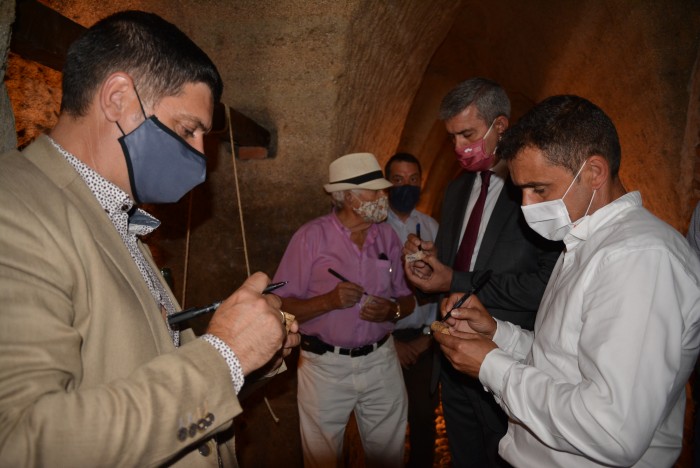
[301,334,389,358]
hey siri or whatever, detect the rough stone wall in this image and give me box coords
[333,0,461,161]
[400,0,700,232]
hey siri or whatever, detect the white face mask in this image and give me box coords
[351,193,388,223]
[521,160,596,241]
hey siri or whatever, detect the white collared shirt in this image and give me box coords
[480,191,700,467]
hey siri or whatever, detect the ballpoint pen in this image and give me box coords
[440,270,493,323]
[167,281,288,326]
[327,268,368,296]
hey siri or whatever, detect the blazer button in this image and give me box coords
[205,412,215,424]
[198,443,211,457]
[177,427,188,441]
[197,419,207,431]
[189,423,198,438]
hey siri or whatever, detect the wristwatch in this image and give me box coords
[392,302,401,322]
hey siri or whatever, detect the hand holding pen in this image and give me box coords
[204,272,294,376]
[441,270,493,323]
[327,268,368,309]
[168,280,288,326]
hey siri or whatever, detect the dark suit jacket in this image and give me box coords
[430,171,562,397]
[437,171,561,328]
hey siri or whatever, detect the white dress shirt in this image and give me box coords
[479,191,700,467]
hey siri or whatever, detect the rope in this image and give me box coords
[226,105,282,424]
[181,191,194,307]
[226,105,251,277]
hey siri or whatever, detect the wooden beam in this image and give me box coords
[210,103,273,159]
[10,0,85,72]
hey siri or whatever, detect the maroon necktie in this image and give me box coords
[454,171,492,272]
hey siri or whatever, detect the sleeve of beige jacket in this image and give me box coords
[0,151,243,466]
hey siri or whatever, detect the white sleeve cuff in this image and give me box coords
[479,348,517,400]
[201,334,245,394]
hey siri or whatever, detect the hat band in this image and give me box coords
[330,170,384,186]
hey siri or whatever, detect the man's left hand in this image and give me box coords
[433,329,497,378]
[359,295,395,322]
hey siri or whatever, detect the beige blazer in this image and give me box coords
[0,136,242,467]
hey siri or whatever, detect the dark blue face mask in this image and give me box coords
[117,93,207,204]
[388,184,421,213]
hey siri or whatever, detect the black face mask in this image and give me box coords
[116,89,207,204]
[388,185,421,213]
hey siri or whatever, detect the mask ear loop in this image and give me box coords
[114,86,148,136]
[132,86,148,119]
[561,159,588,200]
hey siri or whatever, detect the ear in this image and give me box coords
[585,155,609,190]
[98,72,136,123]
[494,115,509,136]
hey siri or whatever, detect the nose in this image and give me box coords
[453,135,468,149]
[192,135,206,154]
[521,191,537,206]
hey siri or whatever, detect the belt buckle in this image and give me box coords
[350,344,372,357]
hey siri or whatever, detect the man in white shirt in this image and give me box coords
[404,78,561,468]
[385,152,440,467]
[432,94,700,467]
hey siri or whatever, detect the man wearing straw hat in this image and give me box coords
[274,152,416,468]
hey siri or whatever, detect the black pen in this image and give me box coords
[263,281,288,294]
[416,223,422,250]
[167,281,288,326]
[328,268,368,296]
[440,269,493,323]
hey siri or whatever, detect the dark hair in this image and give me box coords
[439,77,510,124]
[385,152,422,179]
[497,95,621,177]
[61,10,223,116]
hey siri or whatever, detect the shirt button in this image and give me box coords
[177,427,188,441]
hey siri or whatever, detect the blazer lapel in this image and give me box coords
[474,177,520,270]
[444,172,476,264]
[24,136,171,352]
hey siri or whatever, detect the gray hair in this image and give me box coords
[330,189,365,210]
[439,77,510,124]
[330,190,347,209]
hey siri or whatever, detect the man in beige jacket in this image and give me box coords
[0,10,298,467]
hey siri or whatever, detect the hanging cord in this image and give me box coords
[226,106,280,424]
[181,191,194,308]
[226,106,251,277]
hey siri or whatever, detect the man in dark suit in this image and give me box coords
[404,78,561,467]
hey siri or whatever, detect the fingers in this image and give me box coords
[207,273,288,376]
[404,234,421,253]
[241,271,272,294]
[284,330,301,349]
[335,282,364,308]
[359,295,394,322]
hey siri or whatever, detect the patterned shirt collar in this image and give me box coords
[47,137,160,236]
